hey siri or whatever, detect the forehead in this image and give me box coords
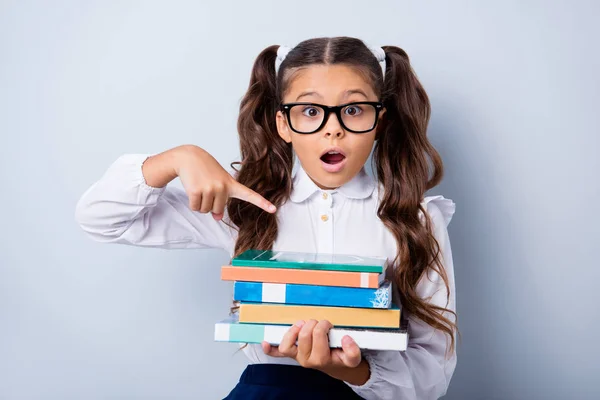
[282,64,377,102]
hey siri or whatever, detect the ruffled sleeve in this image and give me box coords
[422,195,455,227]
[345,195,457,400]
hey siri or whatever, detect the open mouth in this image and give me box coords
[320,150,346,165]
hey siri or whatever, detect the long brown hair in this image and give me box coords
[227,36,457,355]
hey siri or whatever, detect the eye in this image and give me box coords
[344,105,363,116]
[302,106,321,117]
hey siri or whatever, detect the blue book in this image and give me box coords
[233,280,392,309]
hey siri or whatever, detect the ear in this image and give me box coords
[375,108,387,140]
[276,110,292,143]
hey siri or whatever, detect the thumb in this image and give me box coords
[334,336,362,368]
[229,181,277,213]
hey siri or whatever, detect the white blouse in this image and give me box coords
[75,153,458,400]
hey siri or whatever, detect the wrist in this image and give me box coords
[142,148,181,188]
[321,359,370,386]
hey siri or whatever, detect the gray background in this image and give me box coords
[1,1,598,399]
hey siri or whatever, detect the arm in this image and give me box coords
[345,196,458,400]
[74,146,238,252]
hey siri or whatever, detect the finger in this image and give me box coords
[297,319,318,362]
[199,190,215,213]
[189,193,202,211]
[278,321,303,358]
[311,320,333,365]
[261,341,286,357]
[211,191,227,220]
[333,335,362,368]
[229,181,276,213]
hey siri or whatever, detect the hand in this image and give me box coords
[144,145,276,221]
[262,319,362,372]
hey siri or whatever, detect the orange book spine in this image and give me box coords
[239,303,401,328]
[221,266,381,289]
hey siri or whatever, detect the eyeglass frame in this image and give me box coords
[279,101,385,134]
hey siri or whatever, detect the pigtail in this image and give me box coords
[228,45,294,257]
[375,46,458,355]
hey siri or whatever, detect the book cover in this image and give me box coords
[221,266,384,289]
[238,303,401,329]
[214,317,408,351]
[233,281,392,309]
[231,249,388,274]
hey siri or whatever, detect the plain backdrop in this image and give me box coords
[1,1,598,399]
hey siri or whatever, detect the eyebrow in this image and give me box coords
[295,91,322,101]
[295,89,370,102]
[343,89,369,99]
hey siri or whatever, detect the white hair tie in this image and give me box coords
[367,44,387,81]
[275,45,292,75]
[274,43,386,82]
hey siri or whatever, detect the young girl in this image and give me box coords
[75,36,457,400]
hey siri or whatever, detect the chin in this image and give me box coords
[313,173,350,190]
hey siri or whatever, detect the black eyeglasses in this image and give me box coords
[279,101,384,134]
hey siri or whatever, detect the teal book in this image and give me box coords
[231,249,388,274]
[214,316,408,351]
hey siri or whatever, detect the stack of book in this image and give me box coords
[214,249,408,351]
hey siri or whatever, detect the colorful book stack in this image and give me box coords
[214,249,408,351]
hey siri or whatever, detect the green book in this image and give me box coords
[231,249,388,274]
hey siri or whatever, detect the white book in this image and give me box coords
[214,316,408,351]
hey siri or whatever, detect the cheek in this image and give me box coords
[290,135,319,157]
[350,134,376,158]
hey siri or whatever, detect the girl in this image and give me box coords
[75,36,457,399]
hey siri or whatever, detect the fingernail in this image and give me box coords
[294,320,305,328]
[268,204,276,212]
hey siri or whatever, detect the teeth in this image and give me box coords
[327,151,339,154]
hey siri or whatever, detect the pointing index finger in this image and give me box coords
[229,181,277,213]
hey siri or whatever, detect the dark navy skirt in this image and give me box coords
[223,364,364,399]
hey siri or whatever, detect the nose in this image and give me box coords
[322,111,345,138]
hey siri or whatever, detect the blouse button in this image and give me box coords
[320,214,329,222]
[322,192,328,200]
